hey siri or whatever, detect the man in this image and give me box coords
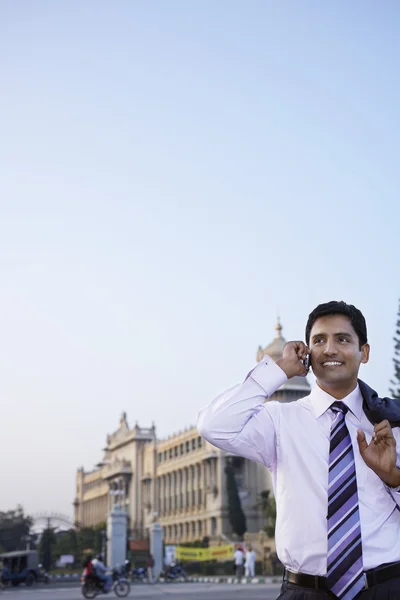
[146,553,154,584]
[82,554,94,578]
[245,544,256,578]
[233,545,244,578]
[198,301,400,599]
[91,554,112,592]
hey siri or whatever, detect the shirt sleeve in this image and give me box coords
[197,356,287,468]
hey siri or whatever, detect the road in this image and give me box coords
[1,583,283,600]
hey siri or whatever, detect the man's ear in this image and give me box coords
[360,343,370,364]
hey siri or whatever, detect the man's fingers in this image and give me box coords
[357,429,368,453]
[374,420,392,434]
[294,342,310,361]
[373,420,394,442]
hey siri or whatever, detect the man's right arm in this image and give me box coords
[197,356,287,467]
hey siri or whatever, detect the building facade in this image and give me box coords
[74,322,310,545]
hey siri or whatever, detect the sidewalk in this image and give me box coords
[188,576,282,585]
[47,573,283,586]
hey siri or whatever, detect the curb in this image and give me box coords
[49,574,80,579]
[188,576,281,585]
[48,574,282,585]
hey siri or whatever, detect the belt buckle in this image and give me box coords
[363,573,369,590]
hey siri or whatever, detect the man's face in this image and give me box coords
[309,314,369,390]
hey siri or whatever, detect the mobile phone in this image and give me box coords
[303,354,311,373]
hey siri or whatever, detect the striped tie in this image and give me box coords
[327,401,364,600]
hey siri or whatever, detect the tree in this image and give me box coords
[54,529,78,561]
[390,299,400,398]
[76,527,96,560]
[93,522,106,558]
[39,528,57,570]
[0,506,32,552]
[257,490,277,538]
[225,460,247,537]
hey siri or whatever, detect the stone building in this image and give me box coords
[74,321,310,545]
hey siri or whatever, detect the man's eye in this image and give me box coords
[339,337,349,343]
[314,338,324,344]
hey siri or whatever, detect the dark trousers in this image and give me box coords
[276,576,400,599]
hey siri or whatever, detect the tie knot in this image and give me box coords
[331,401,348,415]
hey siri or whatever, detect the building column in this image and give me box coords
[167,473,172,514]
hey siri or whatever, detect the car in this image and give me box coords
[0,550,40,587]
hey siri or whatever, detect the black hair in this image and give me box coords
[305,301,368,350]
[82,554,92,568]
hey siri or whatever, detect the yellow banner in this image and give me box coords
[175,544,234,562]
[209,545,234,560]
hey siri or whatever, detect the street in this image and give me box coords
[1,583,282,600]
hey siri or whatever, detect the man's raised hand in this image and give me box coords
[357,420,400,487]
[276,341,310,379]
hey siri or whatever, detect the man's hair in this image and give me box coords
[305,301,368,349]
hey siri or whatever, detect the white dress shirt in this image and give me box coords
[197,356,400,576]
[234,549,244,565]
[245,550,256,566]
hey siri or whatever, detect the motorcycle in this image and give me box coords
[81,572,130,598]
[37,564,49,584]
[130,567,146,582]
[162,563,188,582]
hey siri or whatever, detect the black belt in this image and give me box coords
[284,562,400,593]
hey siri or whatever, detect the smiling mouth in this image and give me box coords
[321,361,344,367]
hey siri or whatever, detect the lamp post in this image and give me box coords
[21,534,32,551]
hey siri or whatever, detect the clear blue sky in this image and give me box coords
[0,0,399,519]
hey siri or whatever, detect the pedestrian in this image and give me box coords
[146,553,154,584]
[245,544,256,578]
[233,545,244,578]
[198,301,400,599]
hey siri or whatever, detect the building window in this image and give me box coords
[174,524,178,538]
[190,466,195,484]
[197,464,202,485]
[180,443,184,455]
[169,448,173,459]
[163,527,167,540]
[174,446,178,457]
[184,468,189,505]
[164,451,167,461]
[192,521,196,537]
[186,441,190,453]
[158,453,162,463]
[163,476,167,516]
[192,438,196,450]
[168,526,172,539]
[185,523,189,537]
[192,490,195,505]
[198,489,202,505]
[211,517,217,536]
[179,524,183,538]
[173,472,177,510]
[198,436,202,448]
[198,520,202,536]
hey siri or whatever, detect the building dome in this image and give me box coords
[257,319,286,362]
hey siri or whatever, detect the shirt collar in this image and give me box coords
[306,383,364,421]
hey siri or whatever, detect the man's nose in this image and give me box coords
[323,341,338,355]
